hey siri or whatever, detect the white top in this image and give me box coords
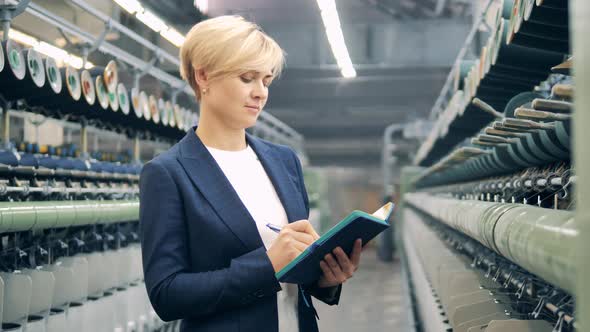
[206,144,299,332]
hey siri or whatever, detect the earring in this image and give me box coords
[201,87,209,95]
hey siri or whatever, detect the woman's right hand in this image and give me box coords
[266,220,320,272]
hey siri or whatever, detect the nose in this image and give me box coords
[251,80,268,100]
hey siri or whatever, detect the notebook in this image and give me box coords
[276,202,394,285]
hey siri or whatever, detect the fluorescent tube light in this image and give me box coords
[341,66,356,78]
[8,29,39,47]
[9,28,95,70]
[112,0,188,48]
[67,55,84,69]
[316,0,355,78]
[136,9,168,33]
[36,41,69,62]
[113,0,143,15]
[66,55,93,69]
[317,0,336,12]
[160,27,185,47]
[194,0,208,14]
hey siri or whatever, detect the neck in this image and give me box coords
[196,108,248,151]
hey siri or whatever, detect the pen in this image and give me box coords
[266,223,283,233]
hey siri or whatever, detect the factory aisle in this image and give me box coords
[315,248,411,332]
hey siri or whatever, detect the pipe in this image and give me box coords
[573,0,590,328]
[405,193,577,294]
[405,205,577,328]
[0,199,139,233]
[66,0,178,66]
[24,3,300,147]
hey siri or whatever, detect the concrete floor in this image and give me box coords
[315,248,411,332]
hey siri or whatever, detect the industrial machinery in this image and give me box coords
[394,0,588,331]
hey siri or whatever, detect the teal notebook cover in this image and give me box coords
[276,202,394,285]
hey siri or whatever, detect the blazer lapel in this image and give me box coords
[246,133,307,223]
[175,128,308,252]
[176,130,264,251]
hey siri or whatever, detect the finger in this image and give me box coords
[324,253,346,283]
[288,220,320,240]
[320,261,336,281]
[333,247,354,276]
[285,230,316,246]
[350,239,362,269]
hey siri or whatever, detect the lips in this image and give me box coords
[245,105,260,115]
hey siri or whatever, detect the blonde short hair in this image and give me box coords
[179,15,285,101]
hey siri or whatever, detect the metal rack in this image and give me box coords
[427,0,495,120]
[412,0,570,167]
[2,0,304,153]
[573,0,589,328]
[393,0,582,330]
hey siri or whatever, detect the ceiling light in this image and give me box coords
[317,0,336,12]
[341,66,356,78]
[316,0,355,78]
[136,9,168,33]
[112,0,188,48]
[67,54,84,69]
[36,41,69,62]
[113,0,143,15]
[9,28,95,70]
[160,27,185,47]
[66,55,93,70]
[8,29,39,47]
[194,0,208,14]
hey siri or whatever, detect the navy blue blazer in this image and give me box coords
[139,128,341,332]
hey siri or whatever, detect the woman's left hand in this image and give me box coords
[317,239,362,288]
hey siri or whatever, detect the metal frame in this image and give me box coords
[573,0,589,328]
[382,123,405,199]
[382,121,432,196]
[18,1,304,152]
[25,2,189,92]
[66,0,179,66]
[427,0,494,120]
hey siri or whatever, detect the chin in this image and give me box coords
[245,114,260,127]
[244,119,258,129]
[233,117,258,130]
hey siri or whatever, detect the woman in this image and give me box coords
[139,15,363,332]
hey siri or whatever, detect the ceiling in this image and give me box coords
[14,0,478,168]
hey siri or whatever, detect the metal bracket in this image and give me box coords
[133,50,162,91]
[86,18,112,67]
[57,27,74,48]
[133,133,141,164]
[114,58,129,72]
[88,17,112,54]
[58,18,112,69]
[171,81,188,105]
[81,18,112,68]
[1,97,13,150]
[0,0,31,41]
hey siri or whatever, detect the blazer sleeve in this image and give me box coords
[139,160,282,322]
[288,148,342,306]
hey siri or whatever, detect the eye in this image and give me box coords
[240,76,253,83]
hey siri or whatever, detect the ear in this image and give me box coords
[194,68,209,89]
